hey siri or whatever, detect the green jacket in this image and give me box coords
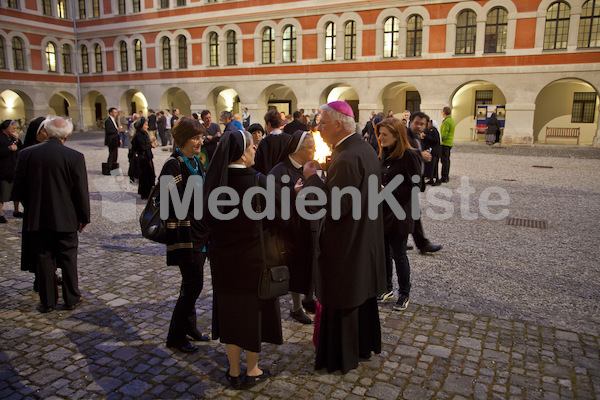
[441,116,455,146]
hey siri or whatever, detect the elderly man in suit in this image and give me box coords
[105,107,120,171]
[12,117,90,313]
[302,101,386,374]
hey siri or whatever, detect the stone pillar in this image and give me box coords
[501,103,535,146]
[594,104,600,148]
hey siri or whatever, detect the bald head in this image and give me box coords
[45,117,73,139]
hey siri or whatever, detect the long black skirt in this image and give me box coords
[315,297,381,373]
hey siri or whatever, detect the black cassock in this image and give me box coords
[269,157,314,294]
[304,133,386,373]
[253,132,291,174]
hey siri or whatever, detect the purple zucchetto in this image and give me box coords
[327,101,354,118]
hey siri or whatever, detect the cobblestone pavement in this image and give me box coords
[1,135,599,399]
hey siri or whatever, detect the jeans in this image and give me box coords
[384,232,411,296]
[119,131,128,147]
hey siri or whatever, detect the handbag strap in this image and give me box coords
[255,173,268,276]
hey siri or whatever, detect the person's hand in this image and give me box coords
[9,144,17,151]
[303,160,319,179]
[77,222,88,233]
[421,151,432,162]
[294,178,303,194]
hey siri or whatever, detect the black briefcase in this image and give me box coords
[102,163,119,175]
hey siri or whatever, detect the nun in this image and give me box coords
[269,130,318,324]
[204,130,285,390]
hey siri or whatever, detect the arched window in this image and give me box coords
[178,36,187,68]
[12,37,25,70]
[57,0,67,18]
[262,27,274,64]
[94,43,102,72]
[325,22,336,61]
[46,42,57,72]
[118,0,126,14]
[134,39,142,71]
[120,41,128,71]
[162,38,171,69]
[78,0,86,18]
[578,0,600,48]
[92,0,99,17]
[456,9,477,54]
[485,7,508,53]
[344,20,356,60]
[0,38,6,69]
[282,25,296,63]
[383,17,399,58]
[227,31,237,65]
[406,14,423,57]
[63,44,72,73]
[209,32,219,66]
[81,45,89,73]
[544,1,571,50]
[42,0,52,15]
[132,0,140,12]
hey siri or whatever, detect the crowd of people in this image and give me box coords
[1,101,458,390]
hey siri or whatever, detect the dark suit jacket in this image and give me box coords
[283,119,308,135]
[12,137,90,232]
[104,116,119,146]
[304,133,386,309]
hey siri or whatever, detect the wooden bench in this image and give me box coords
[545,127,581,144]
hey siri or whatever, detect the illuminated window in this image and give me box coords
[262,27,274,64]
[178,36,187,68]
[544,1,571,50]
[118,0,126,14]
[92,0,99,17]
[46,42,57,72]
[134,40,142,70]
[120,41,128,71]
[325,22,336,61]
[81,45,89,73]
[227,31,236,65]
[78,0,85,18]
[57,0,67,18]
[383,17,399,58]
[94,43,102,72]
[344,21,356,60]
[42,0,52,15]
[485,7,508,53]
[12,38,25,70]
[456,9,477,54]
[578,0,600,48]
[63,44,72,73]
[282,25,296,63]
[209,33,219,66]
[133,0,140,12]
[406,14,423,57]
[162,37,171,69]
[7,0,18,8]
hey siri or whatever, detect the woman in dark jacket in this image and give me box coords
[0,119,23,223]
[269,130,317,324]
[204,130,283,390]
[158,117,209,353]
[376,117,421,311]
[485,113,501,145]
[130,117,155,199]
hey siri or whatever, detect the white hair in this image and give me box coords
[45,117,73,139]
[320,105,356,134]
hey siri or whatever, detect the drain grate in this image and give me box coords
[506,217,548,229]
[532,165,553,169]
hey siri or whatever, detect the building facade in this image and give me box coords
[1,0,599,146]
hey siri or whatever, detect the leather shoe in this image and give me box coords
[290,308,313,324]
[243,368,271,389]
[13,211,24,218]
[37,304,55,313]
[420,244,442,254]
[167,342,198,353]
[188,331,210,342]
[225,369,244,390]
[64,297,83,310]
[407,244,414,251]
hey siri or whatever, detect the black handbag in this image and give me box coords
[139,183,167,244]
[255,174,289,300]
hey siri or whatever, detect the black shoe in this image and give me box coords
[167,342,198,353]
[13,211,24,218]
[420,243,442,255]
[243,368,271,389]
[359,352,372,360]
[226,369,244,390]
[377,289,394,301]
[290,308,313,324]
[302,299,317,313]
[0,216,7,223]
[407,244,414,251]
[393,295,410,311]
[37,304,55,313]
[188,331,210,342]
[64,297,84,310]
[432,180,441,186]
[440,179,449,183]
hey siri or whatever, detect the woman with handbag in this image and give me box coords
[158,117,210,353]
[376,117,421,311]
[204,130,284,390]
[130,117,155,199]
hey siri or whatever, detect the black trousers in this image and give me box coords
[158,129,168,146]
[107,139,119,170]
[32,231,81,308]
[424,156,439,181]
[441,145,452,181]
[167,250,206,347]
[411,218,431,250]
